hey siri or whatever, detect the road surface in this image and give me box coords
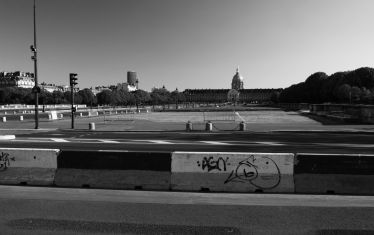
[0,130,373,153]
[0,185,373,235]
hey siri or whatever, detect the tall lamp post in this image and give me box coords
[31,0,40,129]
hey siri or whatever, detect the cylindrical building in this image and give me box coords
[127,71,137,86]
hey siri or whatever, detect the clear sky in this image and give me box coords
[1,0,374,91]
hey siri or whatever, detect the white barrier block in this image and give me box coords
[171,152,294,193]
[0,148,60,186]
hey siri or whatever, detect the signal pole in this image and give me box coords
[69,73,78,129]
[31,0,39,129]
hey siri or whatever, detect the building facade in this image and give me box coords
[0,71,35,88]
[183,68,281,104]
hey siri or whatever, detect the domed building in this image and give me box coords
[231,67,244,90]
[183,67,282,104]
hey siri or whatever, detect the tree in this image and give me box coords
[97,90,112,105]
[52,90,65,104]
[150,87,170,109]
[132,89,151,110]
[336,84,351,103]
[350,86,362,103]
[170,89,185,108]
[77,89,96,106]
[360,88,372,104]
[270,91,280,103]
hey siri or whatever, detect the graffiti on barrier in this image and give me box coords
[224,155,281,190]
[0,152,14,171]
[197,156,230,172]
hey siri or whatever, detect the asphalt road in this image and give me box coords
[0,130,373,154]
[0,185,373,235]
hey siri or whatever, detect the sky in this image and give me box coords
[1,0,374,91]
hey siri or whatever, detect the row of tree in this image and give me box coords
[278,67,374,104]
[0,87,186,108]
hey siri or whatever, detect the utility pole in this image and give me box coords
[69,73,78,129]
[31,0,40,129]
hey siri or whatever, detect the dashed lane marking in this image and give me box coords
[148,140,174,144]
[98,140,120,144]
[200,141,231,145]
[50,138,69,142]
[255,141,284,146]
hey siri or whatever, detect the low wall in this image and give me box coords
[1,148,373,195]
[310,104,374,124]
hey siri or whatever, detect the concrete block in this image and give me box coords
[56,150,172,190]
[295,174,374,195]
[55,169,170,190]
[295,153,374,195]
[171,152,294,193]
[0,148,60,185]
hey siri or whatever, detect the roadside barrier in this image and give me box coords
[88,111,99,117]
[1,148,374,195]
[0,148,60,186]
[54,150,171,190]
[294,153,374,195]
[171,152,294,193]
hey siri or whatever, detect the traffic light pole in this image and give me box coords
[71,84,75,129]
[69,73,78,129]
[33,0,39,129]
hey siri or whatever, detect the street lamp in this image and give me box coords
[31,0,40,129]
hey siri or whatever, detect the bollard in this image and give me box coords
[80,113,83,117]
[2,117,6,122]
[239,121,246,131]
[205,121,212,132]
[186,121,193,131]
[20,116,23,121]
[89,122,95,130]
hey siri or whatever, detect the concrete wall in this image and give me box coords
[1,148,373,195]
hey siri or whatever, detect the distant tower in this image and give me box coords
[127,71,138,86]
[231,66,244,90]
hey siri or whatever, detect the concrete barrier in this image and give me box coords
[55,150,171,190]
[88,111,99,117]
[171,152,294,193]
[295,153,374,195]
[0,148,59,186]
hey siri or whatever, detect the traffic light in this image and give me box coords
[69,73,78,86]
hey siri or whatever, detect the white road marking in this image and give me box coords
[51,138,69,142]
[200,141,231,145]
[255,141,284,146]
[148,140,174,144]
[99,140,120,144]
